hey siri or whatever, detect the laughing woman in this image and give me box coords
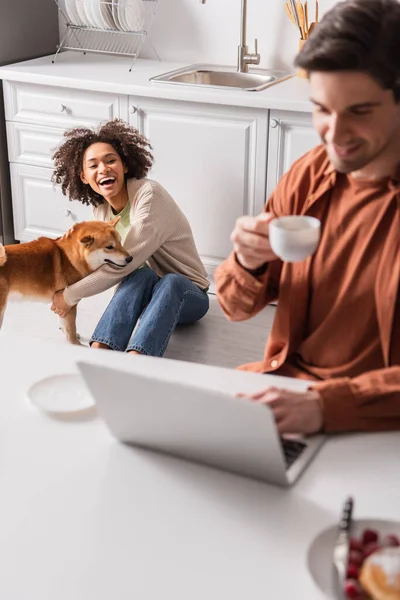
[51,119,209,356]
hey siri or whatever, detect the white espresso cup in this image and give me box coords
[269,215,321,263]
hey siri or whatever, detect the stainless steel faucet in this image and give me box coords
[238,0,260,72]
[199,0,261,73]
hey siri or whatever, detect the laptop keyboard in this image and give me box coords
[281,438,307,469]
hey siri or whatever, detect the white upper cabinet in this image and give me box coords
[266,110,320,199]
[130,97,268,280]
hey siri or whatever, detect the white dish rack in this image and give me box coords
[54,0,159,69]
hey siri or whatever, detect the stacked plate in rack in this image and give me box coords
[64,0,145,31]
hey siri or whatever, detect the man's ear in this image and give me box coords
[109,216,121,227]
[79,235,94,247]
[80,172,87,185]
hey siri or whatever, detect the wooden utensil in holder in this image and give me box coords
[284,0,319,78]
[297,38,307,79]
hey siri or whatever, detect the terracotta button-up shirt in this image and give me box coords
[215,146,400,433]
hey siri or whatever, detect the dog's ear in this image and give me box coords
[79,235,94,247]
[109,216,121,228]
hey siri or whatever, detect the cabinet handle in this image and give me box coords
[60,104,67,113]
[64,209,71,217]
[129,105,138,114]
[270,119,279,129]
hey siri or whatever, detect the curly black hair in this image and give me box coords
[52,119,154,206]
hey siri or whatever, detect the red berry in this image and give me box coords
[344,578,363,599]
[350,537,364,552]
[349,549,364,567]
[347,563,359,579]
[363,542,381,557]
[362,529,379,545]
[382,534,400,547]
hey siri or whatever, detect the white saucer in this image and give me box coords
[27,373,95,414]
[307,518,400,599]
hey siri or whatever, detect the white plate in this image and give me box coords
[74,0,92,26]
[84,0,99,27]
[27,373,95,414]
[117,0,129,30]
[65,0,84,25]
[99,0,115,28]
[123,0,145,31]
[90,0,106,28]
[112,0,124,30]
[307,518,400,599]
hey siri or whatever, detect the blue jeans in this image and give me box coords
[90,269,209,356]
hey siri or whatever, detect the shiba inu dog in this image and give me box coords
[0,217,132,344]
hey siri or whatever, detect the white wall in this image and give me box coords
[58,0,339,70]
[141,0,339,71]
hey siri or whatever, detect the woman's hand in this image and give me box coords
[51,290,72,318]
[237,387,324,435]
[231,212,278,270]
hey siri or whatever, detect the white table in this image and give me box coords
[1,332,399,600]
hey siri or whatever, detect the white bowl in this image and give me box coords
[269,215,321,263]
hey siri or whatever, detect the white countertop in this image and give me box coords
[1,332,399,600]
[0,51,313,112]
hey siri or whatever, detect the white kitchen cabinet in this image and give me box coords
[1,74,319,283]
[3,81,131,241]
[10,163,91,241]
[3,82,129,128]
[6,122,67,169]
[266,110,320,198]
[130,97,268,281]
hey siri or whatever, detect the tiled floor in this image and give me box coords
[2,290,275,369]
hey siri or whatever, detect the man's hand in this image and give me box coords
[51,290,72,318]
[231,212,279,271]
[238,387,324,435]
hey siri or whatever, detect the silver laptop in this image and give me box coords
[77,361,326,487]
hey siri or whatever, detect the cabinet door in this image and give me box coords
[266,110,320,198]
[129,98,268,281]
[10,164,91,241]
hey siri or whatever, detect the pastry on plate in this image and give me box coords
[359,546,400,600]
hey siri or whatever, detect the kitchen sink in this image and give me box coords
[150,64,293,92]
